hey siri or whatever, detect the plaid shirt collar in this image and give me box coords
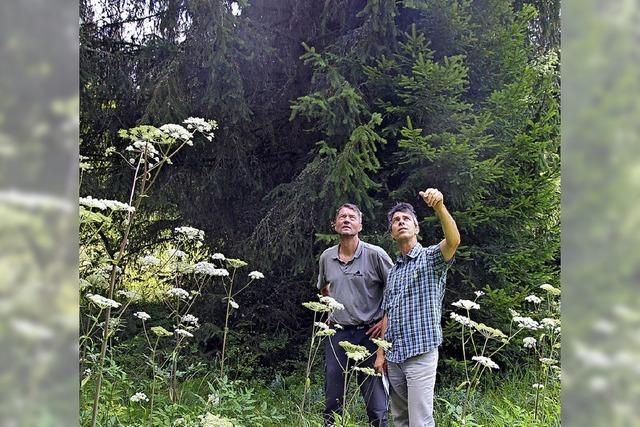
[395,242,422,264]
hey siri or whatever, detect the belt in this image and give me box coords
[331,319,381,330]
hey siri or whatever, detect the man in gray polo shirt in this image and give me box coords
[317,203,394,426]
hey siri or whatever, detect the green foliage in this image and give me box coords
[80,3,560,422]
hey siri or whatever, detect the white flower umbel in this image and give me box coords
[174,226,205,241]
[141,255,161,266]
[194,262,218,276]
[175,328,194,338]
[314,322,329,330]
[472,356,499,370]
[182,314,199,326]
[134,312,151,321]
[80,196,135,213]
[541,318,560,329]
[207,393,221,405]
[167,287,190,300]
[318,295,345,311]
[86,293,121,309]
[525,295,543,304]
[339,341,371,362]
[249,271,264,280]
[354,367,381,376]
[474,323,507,340]
[474,291,485,297]
[523,337,537,348]
[230,300,239,309]
[539,357,558,365]
[130,392,149,402]
[117,290,138,299]
[302,302,331,313]
[540,283,561,295]
[371,338,392,351]
[211,252,226,261]
[159,124,192,141]
[212,268,230,277]
[532,383,545,389]
[166,248,187,259]
[183,117,217,133]
[452,299,480,310]
[450,312,478,328]
[513,316,541,330]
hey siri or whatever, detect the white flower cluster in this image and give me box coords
[302,302,331,313]
[249,271,264,280]
[532,383,545,389]
[86,293,121,309]
[134,311,151,321]
[513,316,541,330]
[472,355,499,370]
[211,252,226,260]
[167,287,190,300]
[183,117,218,134]
[319,295,345,311]
[474,291,485,297]
[198,413,234,427]
[166,249,187,259]
[371,338,392,351]
[523,337,537,348]
[80,196,135,213]
[125,140,161,162]
[314,322,329,330]
[207,392,220,405]
[194,262,229,276]
[475,323,507,340]
[141,255,161,266]
[540,283,561,295]
[175,226,205,241]
[130,392,148,402]
[175,328,194,338]
[160,124,192,143]
[339,341,371,361]
[450,312,477,328]
[541,318,560,330]
[539,357,558,365]
[525,295,543,304]
[452,299,480,310]
[354,367,381,376]
[316,328,336,337]
[229,300,239,309]
[117,290,138,299]
[182,314,200,326]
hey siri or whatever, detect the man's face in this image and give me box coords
[390,210,419,242]
[334,207,362,237]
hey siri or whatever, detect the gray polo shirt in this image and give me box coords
[317,241,394,326]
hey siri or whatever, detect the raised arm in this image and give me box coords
[419,188,460,261]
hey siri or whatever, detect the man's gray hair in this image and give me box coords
[335,203,363,223]
[387,202,418,229]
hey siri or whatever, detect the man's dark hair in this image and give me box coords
[387,202,418,229]
[335,203,363,223]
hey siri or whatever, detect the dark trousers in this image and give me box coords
[323,327,388,426]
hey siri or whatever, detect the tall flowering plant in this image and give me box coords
[445,285,561,426]
[79,118,217,427]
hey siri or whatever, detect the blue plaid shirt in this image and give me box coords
[382,242,454,363]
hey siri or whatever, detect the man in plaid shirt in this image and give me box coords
[374,188,460,427]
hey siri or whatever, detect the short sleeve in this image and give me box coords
[316,252,326,290]
[426,243,454,278]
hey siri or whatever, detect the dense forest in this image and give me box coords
[79,0,560,425]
